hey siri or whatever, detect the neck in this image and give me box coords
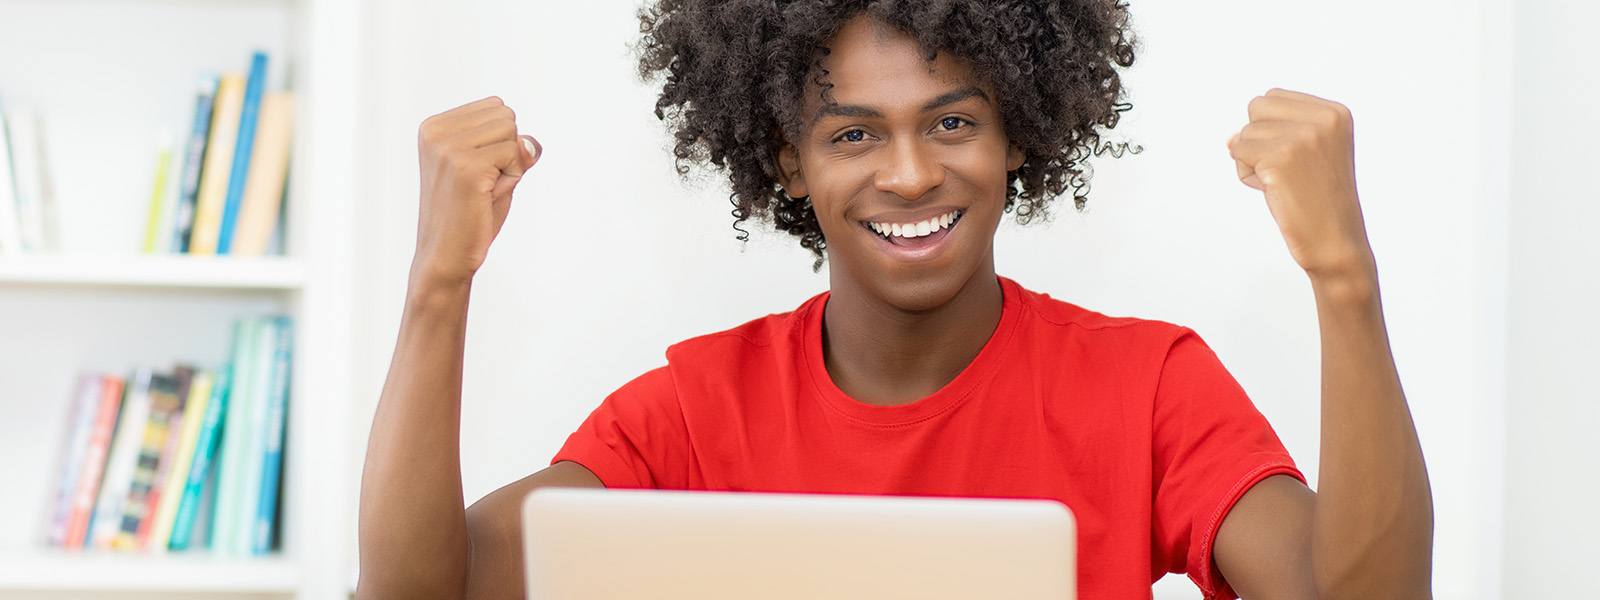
[820,262,1004,406]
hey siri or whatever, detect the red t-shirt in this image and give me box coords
[553,276,1302,599]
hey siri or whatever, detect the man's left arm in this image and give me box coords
[1215,88,1434,599]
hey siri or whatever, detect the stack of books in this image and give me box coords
[43,315,294,556]
[0,50,295,257]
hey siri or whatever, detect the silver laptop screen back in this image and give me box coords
[522,487,1076,600]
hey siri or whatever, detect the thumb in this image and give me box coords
[521,135,542,171]
[490,136,541,201]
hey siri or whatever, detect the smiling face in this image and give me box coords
[778,16,1024,314]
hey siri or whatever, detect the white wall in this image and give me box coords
[349,1,1588,598]
[1503,0,1600,597]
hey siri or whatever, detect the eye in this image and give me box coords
[939,117,968,131]
[835,129,867,143]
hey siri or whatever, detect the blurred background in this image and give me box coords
[1,0,1594,598]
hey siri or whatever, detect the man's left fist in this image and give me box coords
[1228,89,1373,280]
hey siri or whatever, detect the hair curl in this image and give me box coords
[638,0,1138,268]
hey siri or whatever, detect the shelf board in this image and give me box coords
[0,254,306,290]
[0,550,299,592]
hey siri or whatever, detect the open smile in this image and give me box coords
[860,209,964,259]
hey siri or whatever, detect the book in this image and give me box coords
[216,51,269,255]
[229,317,281,555]
[146,369,213,552]
[110,372,182,550]
[187,72,246,255]
[210,318,260,553]
[63,375,126,549]
[230,91,294,257]
[0,97,22,254]
[171,76,217,253]
[168,365,231,551]
[44,375,104,546]
[5,108,49,252]
[140,138,175,253]
[134,365,195,548]
[88,369,154,550]
[187,443,223,550]
[253,316,293,554]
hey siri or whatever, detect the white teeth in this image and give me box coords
[868,210,961,239]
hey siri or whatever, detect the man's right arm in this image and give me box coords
[355,97,603,600]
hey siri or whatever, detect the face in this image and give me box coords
[778,16,1024,313]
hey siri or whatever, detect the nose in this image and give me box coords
[874,137,944,200]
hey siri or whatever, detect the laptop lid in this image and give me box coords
[522,487,1076,599]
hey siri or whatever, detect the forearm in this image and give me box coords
[357,273,475,600]
[1307,260,1433,599]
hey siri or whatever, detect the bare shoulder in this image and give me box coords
[463,461,603,600]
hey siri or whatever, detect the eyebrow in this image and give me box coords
[809,86,992,127]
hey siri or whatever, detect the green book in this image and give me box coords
[210,318,259,554]
[168,367,230,551]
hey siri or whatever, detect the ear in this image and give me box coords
[1005,144,1026,172]
[776,143,809,199]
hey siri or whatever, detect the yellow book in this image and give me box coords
[140,138,173,253]
[144,371,213,553]
[231,92,294,257]
[187,73,246,255]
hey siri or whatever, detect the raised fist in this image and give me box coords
[1228,89,1373,280]
[413,96,541,286]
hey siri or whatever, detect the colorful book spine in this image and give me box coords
[253,316,293,554]
[216,51,269,255]
[168,365,231,551]
[63,376,125,549]
[187,73,246,255]
[147,369,213,553]
[110,373,182,551]
[0,97,22,254]
[140,139,175,253]
[88,369,153,550]
[231,91,294,257]
[134,366,194,548]
[172,75,217,253]
[45,375,104,546]
[211,319,259,553]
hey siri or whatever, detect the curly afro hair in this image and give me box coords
[638,0,1138,268]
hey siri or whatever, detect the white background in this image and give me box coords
[347,0,1598,598]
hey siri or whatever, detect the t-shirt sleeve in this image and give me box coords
[1149,330,1304,600]
[550,366,690,489]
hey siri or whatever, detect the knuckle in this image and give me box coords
[1317,106,1344,129]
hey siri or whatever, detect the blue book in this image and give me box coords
[251,316,292,554]
[168,364,231,551]
[216,51,268,254]
[172,75,217,253]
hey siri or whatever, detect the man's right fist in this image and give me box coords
[412,97,540,286]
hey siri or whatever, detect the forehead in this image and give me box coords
[806,16,983,110]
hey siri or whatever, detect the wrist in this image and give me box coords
[1306,253,1380,310]
[405,260,474,312]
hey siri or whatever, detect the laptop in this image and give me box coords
[522,487,1076,599]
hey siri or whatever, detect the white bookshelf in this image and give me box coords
[0,255,306,290]
[0,551,299,594]
[0,0,358,598]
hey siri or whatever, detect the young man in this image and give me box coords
[359,2,1433,599]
